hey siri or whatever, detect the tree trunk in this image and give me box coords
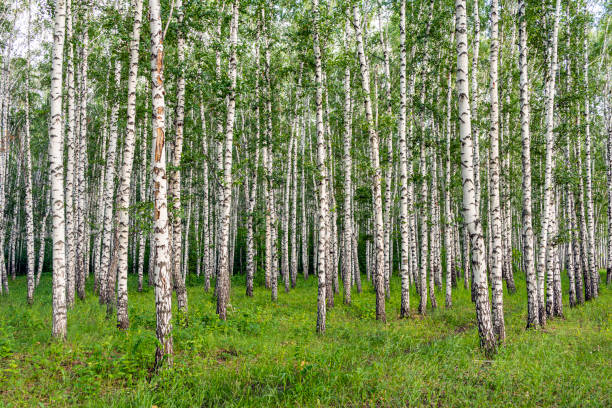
[398,0,410,316]
[150,0,173,369]
[24,0,35,304]
[537,0,561,326]
[102,60,121,315]
[313,0,329,333]
[518,0,539,329]
[488,0,505,343]
[170,0,188,322]
[64,0,76,307]
[75,24,89,302]
[455,0,495,355]
[49,0,67,339]
[115,0,144,330]
[352,4,386,322]
[216,0,239,320]
[583,31,598,299]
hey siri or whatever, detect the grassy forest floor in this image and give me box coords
[0,270,610,407]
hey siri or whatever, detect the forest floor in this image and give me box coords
[0,270,610,407]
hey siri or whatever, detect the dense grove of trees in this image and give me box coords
[0,0,610,367]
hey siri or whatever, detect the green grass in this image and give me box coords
[0,270,610,407]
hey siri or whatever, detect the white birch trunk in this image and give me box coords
[398,0,410,316]
[518,0,539,328]
[216,0,239,320]
[583,31,597,298]
[64,0,76,307]
[24,0,35,304]
[313,0,329,333]
[49,0,67,339]
[455,0,495,354]
[352,4,386,322]
[116,0,144,330]
[150,0,173,368]
[100,60,121,309]
[169,0,188,321]
[536,0,561,326]
[488,0,505,342]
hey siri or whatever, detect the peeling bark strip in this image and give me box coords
[116,0,144,331]
[49,0,67,339]
[150,0,173,369]
[455,0,495,355]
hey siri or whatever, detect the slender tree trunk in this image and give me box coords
[150,0,173,369]
[536,0,561,326]
[455,0,495,355]
[102,60,121,314]
[575,141,591,302]
[301,115,309,280]
[169,0,188,322]
[64,0,76,307]
[115,0,144,330]
[583,31,597,298]
[551,192,563,317]
[313,0,329,333]
[444,21,455,308]
[471,0,481,213]
[216,0,239,320]
[49,0,67,339]
[606,63,612,287]
[24,0,35,304]
[290,99,299,289]
[419,146,429,314]
[137,114,148,292]
[488,0,505,343]
[75,23,89,301]
[342,19,353,305]
[36,205,50,287]
[398,0,410,316]
[352,4,386,322]
[282,136,293,293]
[246,24,261,297]
[518,0,539,329]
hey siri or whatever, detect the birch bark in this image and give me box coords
[216,0,239,320]
[116,0,144,330]
[352,4,386,322]
[150,0,173,368]
[518,0,539,328]
[49,0,67,339]
[455,0,495,354]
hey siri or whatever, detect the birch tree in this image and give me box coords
[518,0,539,328]
[49,0,67,339]
[216,0,239,321]
[115,0,144,330]
[313,0,329,333]
[455,0,495,354]
[150,0,173,368]
[488,0,505,342]
[352,4,386,322]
